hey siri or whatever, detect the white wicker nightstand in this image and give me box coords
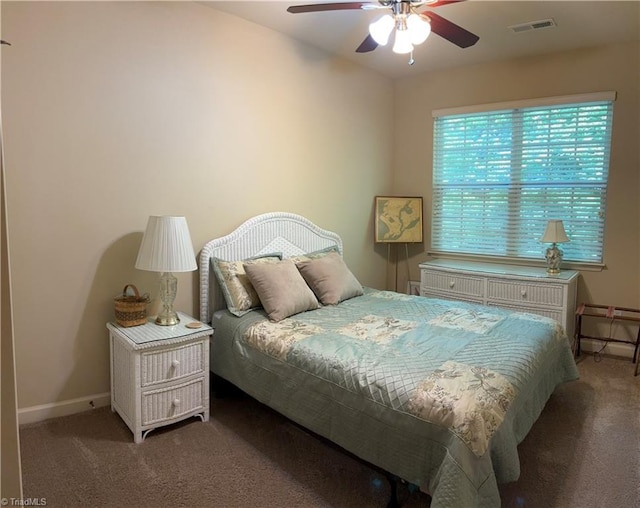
[107,312,212,443]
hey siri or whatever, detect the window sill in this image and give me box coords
[426,251,605,272]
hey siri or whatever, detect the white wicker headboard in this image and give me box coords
[199,212,343,323]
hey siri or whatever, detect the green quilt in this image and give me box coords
[211,289,579,507]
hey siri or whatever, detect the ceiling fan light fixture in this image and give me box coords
[407,13,431,45]
[392,28,414,54]
[369,14,394,46]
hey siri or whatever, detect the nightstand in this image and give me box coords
[107,312,212,443]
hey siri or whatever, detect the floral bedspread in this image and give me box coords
[243,289,567,458]
[218,288,578,507]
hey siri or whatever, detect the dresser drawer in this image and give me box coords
[421,270,484,298]
[487,302,562,323]
[141,341,205,387]
[421,290,484,305]
[487,279,564,307]
[142,378,205,426]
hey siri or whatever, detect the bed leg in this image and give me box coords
[385,474,401,508]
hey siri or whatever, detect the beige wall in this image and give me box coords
[393,42,640,309]
[1,2,393,411]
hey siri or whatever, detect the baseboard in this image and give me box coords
[577,338,637,360]
[18,392,110,425]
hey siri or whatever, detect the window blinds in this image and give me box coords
[431,94,615,264]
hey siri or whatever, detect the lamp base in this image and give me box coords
[155,271,179,326]
[155,311,180,326]
[545,243,563,275]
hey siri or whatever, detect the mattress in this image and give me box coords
[210,288,578,507]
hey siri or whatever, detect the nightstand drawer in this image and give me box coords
[141,341,205,387]
[142,378,205,426]
[487,279,564,306]
[422,270,484,298]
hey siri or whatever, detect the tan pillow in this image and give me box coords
[244,259,319,322]
[296,251,363,305]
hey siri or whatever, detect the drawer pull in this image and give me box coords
[449,281,455,289]
[173,398,181,407]
[171,359,180,368]
[521,290,527,298]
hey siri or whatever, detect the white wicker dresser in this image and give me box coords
[419,259,579,338]
[107,312,212,443]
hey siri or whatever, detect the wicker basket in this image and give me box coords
[114,284,149,327]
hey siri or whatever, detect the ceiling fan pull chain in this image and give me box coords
[408,50,415,66]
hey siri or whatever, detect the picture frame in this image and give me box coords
[374,196,424,243]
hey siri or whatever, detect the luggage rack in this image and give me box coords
[574,303,640,376]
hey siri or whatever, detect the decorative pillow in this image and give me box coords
[296,251,364,305]
[212,254,282,317]
[244,259,319,322]
[288,245,340,264]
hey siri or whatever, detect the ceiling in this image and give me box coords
[202,0,640,78]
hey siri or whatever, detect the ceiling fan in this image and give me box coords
[287,0,479,59]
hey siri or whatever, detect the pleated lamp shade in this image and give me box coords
[135,216,197,273]
[539,220,569,244]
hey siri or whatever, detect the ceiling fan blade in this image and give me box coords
[287,2,372,14]
[355,34,378,53]
[424,0,467,7]
[423,11,479,48]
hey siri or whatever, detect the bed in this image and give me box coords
[199,212,579,508]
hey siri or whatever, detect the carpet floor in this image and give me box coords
[19,353,640,508]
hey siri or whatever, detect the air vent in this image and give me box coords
[509,18,557,33]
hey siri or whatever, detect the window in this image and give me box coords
[431,92,615,266]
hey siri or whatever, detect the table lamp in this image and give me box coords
[540,219,569,274]
[135,216,197,325]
